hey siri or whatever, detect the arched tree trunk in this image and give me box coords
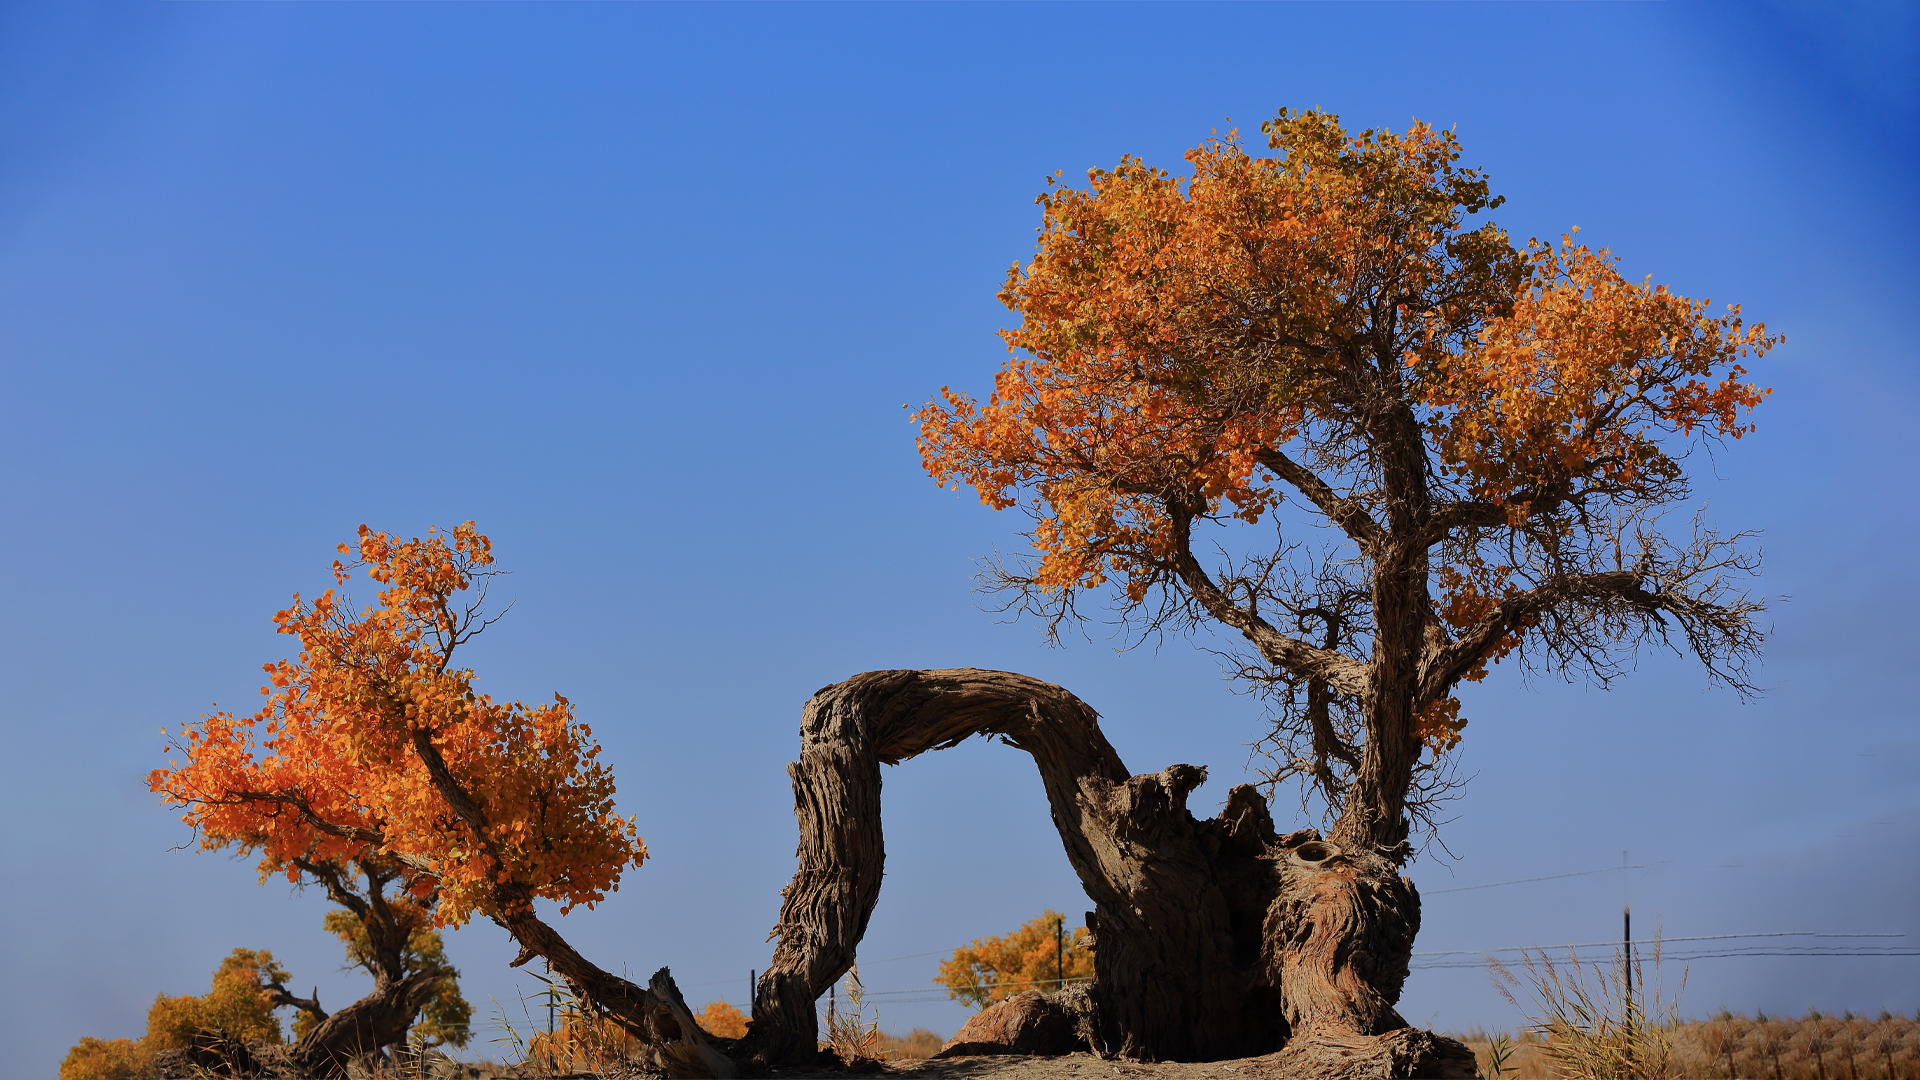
[289,971,442,1077]
[748,668,1474,1078]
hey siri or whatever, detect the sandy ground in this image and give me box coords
[843,1052,1298,1080]
[446,1052,1311,1080]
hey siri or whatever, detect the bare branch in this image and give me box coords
[1168,506,1371,696]
[1416,524,1764,706]
[1256,448,1387,555]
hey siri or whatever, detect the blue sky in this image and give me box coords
[2,2,1915,1075]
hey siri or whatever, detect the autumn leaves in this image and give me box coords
[149,522,646,931]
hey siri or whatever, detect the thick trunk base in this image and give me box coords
[754,670,1458,1077]
[1263,1028,1478,1079]
[290,971,441,1077]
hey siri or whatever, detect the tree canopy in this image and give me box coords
[918,109,1774,847]
[149,522,646,928]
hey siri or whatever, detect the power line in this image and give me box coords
[858,949,951,965]
[863,977,1093,999]
[683,941,975,983]
[1411,931,1903,958]
[1423,861,1669,894]
[682,932,1911,999]
[1414,948,1917,970]
[1409,931,1910,970]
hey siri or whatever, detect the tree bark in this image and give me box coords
[290,971,441,1077]
[751,668,1472,1077]
[408,728,739,1079]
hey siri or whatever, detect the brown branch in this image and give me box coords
[195,789,433,880]
[1167,507,1372,696]
[1417,569,1643,703]
[264,980,326,1021]
[403,727,735,1078]
[290,856,370,922]
[1256,448,1386,555]
[1414,556,1762,707]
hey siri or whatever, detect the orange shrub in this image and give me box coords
[936,910,1094,1011]
[698,1001,748,1039]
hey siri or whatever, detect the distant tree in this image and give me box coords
[56,1038,148,1080]
[59,948,287,1080]
[144,947,289,1050]
[908,109,1774,1067]
[698,1002,750,1040]
[148,524,734,1077]
[936,910,1095,1011]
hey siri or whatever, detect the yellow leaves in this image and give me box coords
[698,1001,749,1040]
[143,948,289,1051]
[58,1036,151,1080]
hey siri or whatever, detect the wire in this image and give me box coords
[1414,948,1918,971]
[863,977,1092,999]
[1423,861,1669,894]
[1412,931,1904,958]
[684,932,1911,999]
[680,948,1010,989]
[858,949,952,965]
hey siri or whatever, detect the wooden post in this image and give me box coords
[1624,904,1634,1074]
[1057,913,1066,990]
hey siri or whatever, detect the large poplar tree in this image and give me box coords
[918,108,1771,853]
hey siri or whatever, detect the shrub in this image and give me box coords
[143,947,287,1050]
[57,1037,151,1080]
[936,910,1095,1011]
[698,1001,748,1039]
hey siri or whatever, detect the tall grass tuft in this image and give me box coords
[1490,933,1685,1080]
[1452,1010,1919,1080]
[822,963,885,1067]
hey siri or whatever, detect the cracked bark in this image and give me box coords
[288,970,441,1077]
[751,668,1473,1077]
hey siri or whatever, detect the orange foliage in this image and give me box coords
[148,523,647,929]
[698,1001,750,1039]
[917,109,1774,753]
[60,949,287,1080]
[57,1038,150,1080]
[935,910,1095,1011]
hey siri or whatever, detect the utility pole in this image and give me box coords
[1621,849,1635,1076]
[1057,913,1066,990]
[1623,904,1633,1016]
[1624,902,1635,1076]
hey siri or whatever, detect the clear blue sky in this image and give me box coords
[3,2,1914,1075]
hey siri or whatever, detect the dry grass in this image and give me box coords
[1452,1011,1919,1080]
[871,1029,947,1061]
[1491,941,1688,1079]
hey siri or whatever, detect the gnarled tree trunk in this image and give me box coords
[749,668,1473,1078]
[289,971,441,1077]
